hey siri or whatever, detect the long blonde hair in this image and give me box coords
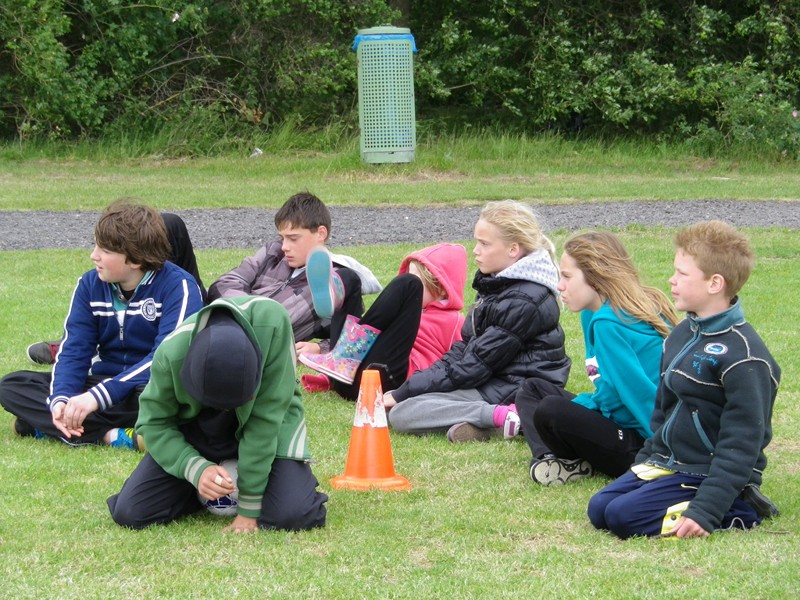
[479,200,556,262]
[563,231,678,337]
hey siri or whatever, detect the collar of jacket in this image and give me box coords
[687,296,746,335]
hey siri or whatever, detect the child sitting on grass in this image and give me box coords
[517,231,679,485]
[588,220,781,539]
[299,243,467,400]
[383,200,571,443]
[0,199,204,450]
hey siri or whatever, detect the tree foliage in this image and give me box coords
[1,1,799,155]
[0,0,396,140]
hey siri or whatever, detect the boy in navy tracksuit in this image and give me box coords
[588,221,781,539]
[0,199,204,449]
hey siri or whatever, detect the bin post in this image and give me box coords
[353,26,417,163]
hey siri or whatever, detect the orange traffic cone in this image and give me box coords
[330,369,411,491]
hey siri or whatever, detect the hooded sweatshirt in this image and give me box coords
[571,302,668,439]
[398,243,468,377]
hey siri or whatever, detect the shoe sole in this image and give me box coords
[447,422,493,443]
[298,353,356,385]
[307,250,335,318]
[531,458,593,485]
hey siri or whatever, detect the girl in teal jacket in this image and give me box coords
[516,232,679,485]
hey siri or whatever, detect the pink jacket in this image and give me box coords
[399,243,468,377]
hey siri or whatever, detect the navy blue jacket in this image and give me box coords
[49,262,204,411]
[636,299,781,532]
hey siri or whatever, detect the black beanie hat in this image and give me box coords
[180,310,262,409]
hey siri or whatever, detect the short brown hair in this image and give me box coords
[675,220,755,298]
[94,198,170,272]
[274,192,331,240]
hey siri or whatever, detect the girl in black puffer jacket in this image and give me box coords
[385,200,571,442]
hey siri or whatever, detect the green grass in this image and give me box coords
[2,133,800,210]
[1,228,798,598]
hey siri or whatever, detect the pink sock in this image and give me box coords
[493,403,516,427]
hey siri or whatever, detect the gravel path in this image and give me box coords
[1,200,798,250]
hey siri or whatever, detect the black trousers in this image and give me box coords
[0,371,140,444]
[516,377,644,478]
[107,454,328,531]
[330,274,423,400]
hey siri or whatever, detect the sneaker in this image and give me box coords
[447,422,493,443]
[12,418,45,439]
[26,341,60,365]
[530,457,594,485]
[501,411,521,440]
[108,428,145,452]
[307,248,344,319]
[741,484,780,519]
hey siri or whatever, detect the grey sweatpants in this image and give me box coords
[387,388,494,435]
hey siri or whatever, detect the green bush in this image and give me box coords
[0,0,396,146]
[1,1,799,157]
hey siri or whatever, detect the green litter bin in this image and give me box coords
[353,26,417,163]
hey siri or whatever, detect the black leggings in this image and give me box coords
[516,377,644,478]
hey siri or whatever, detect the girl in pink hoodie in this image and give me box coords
[301,243,467,400]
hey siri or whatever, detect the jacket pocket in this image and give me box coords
[691,410,715,454]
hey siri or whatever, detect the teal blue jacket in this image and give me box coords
[571,302,667,439]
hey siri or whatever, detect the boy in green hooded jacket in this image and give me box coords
[108,296,327,532]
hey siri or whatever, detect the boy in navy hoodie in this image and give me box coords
[0,199,204,449]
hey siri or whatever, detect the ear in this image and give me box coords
[708,273,726,296]
[125,257,143,270]
[509,242,520,259]
[315,225,329,243]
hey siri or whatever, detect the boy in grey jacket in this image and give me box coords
[207,192,380,356]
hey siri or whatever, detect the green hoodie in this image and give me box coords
[136,296,310,518]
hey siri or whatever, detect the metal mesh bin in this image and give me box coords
[353,26,417,163]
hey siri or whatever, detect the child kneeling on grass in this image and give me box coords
[588,221,781,539]
[108,298,327,533]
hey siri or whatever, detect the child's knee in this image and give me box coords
[587,493,610,530]
[258,495,327,531]
[602,507,634,538]
[107,495,146,529]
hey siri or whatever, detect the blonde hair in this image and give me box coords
[675,220,754,298]
[479,200,556,262]
[408,259,446,300]
[563,231,678,337]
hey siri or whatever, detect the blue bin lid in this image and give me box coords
[353,26,417,52]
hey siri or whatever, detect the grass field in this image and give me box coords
[0,141,798,598]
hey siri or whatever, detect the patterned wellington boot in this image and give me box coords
[299,314,380,384]
[307,247,345,319]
